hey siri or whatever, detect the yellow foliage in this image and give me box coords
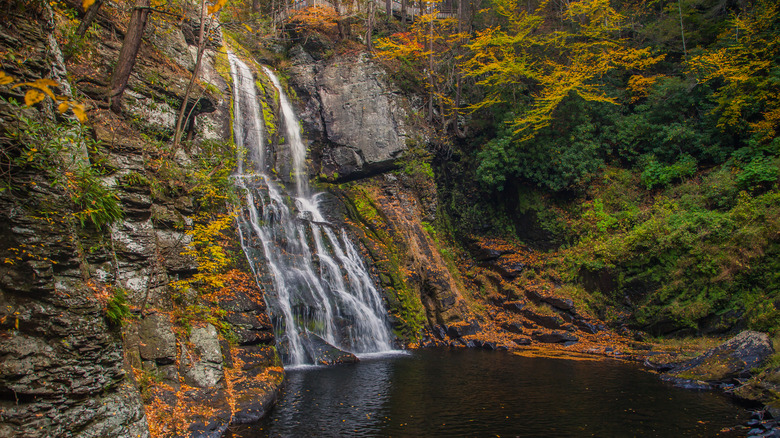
[2,72,88,122]
[174,212,237,292]
[688,0,780,142]
[82,0,95,11]
[288,6,339,35]
[14,78,57,100]
[24,89,45,106]
[461,0,662,138]
[375,0,467,125]
[627,75,661,102]
[207,0,228,15]
[70,103,87,123]
[0,71,13,85]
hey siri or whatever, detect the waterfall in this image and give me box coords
[228,54,395,366]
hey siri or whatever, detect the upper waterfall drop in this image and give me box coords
[228,54,396,366]
[261,66,309,199]
[228,53,265,174]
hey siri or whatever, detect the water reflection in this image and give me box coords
[251,355,395,437]
[231,349,749,437]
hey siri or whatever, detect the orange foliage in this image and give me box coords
[288,6,339,36]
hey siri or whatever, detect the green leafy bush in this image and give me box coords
[105,289,131,327]
[640,154,697,189]
[612,77,731,165]
[735,156,779,191]
[2,98,123,230]
[72,169,124,231]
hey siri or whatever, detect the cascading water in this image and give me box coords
[228,54,395,366]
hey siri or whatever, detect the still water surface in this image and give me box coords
[231,348,749,437]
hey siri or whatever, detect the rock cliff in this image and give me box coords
[289,45,409,181]
[6,2,770,437]
[0,1,282,436]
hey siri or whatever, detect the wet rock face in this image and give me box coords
[0,6,150,438]
[1,2,280,437]
[340,175,473,334]
[181,324,224,388]
[289,47,409,181]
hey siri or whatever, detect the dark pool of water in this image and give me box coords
[229,348,749,437]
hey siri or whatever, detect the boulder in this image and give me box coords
[543,296,575,312]
[481,341,497,351]
[574,320,601,334]
[301,332,359,365]
[474,247,504,262]
[461,339,478,348]
[502,301,526,313]
[524,288,544,302]
[501,322,525,335]
[521,309,565,330]
[181,324,223,388]
[667,331,774,382]
[494,256,525,278]
[138,313,177,364]
[446,320,481,338]
[533,331,578,344]
[432,324,448,340]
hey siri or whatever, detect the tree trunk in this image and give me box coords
[386,0,392,21]
[108,0,150,113]
[366,1,374,51]
[455,0,466,137]
[173,0,208,149]
[76,0,104,37]
[428,3,434,123]
[63,0,105,62]
[677,0,687,59]
[401,0,406,23]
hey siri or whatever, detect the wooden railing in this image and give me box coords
[274,0,456,23]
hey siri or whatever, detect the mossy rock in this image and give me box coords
[732,367,780,407]
[668,331,774,382]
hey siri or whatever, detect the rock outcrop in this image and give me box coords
[0,1,283,436]
[289,46,410,181]
[664,331,775,383]
[0,4,150,437]
[338,175,473,340]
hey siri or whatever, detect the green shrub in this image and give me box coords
[72,169,124,231]
[640,154,697,189]
[2,98,123,230]
[120,171,152,188]
[701,167,739,210]
[105,289,131,327]
[735,156,779,191]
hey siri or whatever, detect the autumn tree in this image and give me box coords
[376,0,470,138]
[173,0,227,148]
[462,0,663,140]
[689,0,780,145]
